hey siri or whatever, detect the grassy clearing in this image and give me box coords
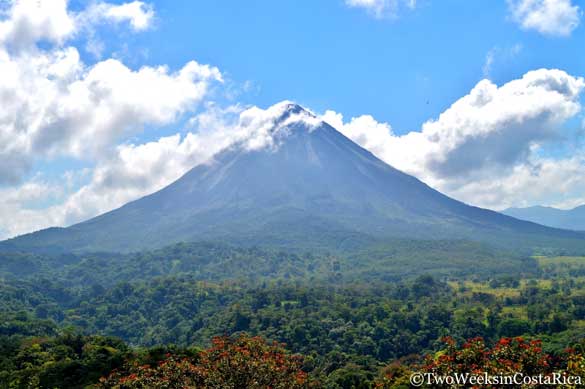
[501,306,528,320]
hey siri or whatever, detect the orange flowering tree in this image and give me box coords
[375,337,585,389]
[423,337,552,376]
[98,334,310,388]
[97,356,204,388]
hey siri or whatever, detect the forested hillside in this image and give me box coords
[2,250,585,387]
[0,240,535,287]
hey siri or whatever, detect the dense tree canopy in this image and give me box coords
[0,243,584,387]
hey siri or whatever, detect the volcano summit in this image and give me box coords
[3,102,584,253]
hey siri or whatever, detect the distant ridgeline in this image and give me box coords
[504,205,585,232]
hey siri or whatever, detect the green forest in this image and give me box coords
[2,241,585,387]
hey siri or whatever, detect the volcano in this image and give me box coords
[3,102,584,253]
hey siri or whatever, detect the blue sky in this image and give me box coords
[1,0,585,238]
[114,0,584,132]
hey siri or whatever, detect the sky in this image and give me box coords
[1,0,585,239]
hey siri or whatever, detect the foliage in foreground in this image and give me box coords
[99,334,310,388]
[377,336,585,388]
[4,330,585,388]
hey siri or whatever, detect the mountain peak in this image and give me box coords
[5,100,585,254]
[270,101,317,126]
[278,101,307,114]
[239,101,319,135]
[239,101,322,150]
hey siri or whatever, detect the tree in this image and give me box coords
[375,336,574,388]
[98,334,311,388]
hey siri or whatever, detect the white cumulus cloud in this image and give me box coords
[321,69,585,210]
[0,0,225,238]
[0,0,221,185]
[81,1,155,32]
[0,0,75,49]
[0,0,155,51]
[508,0,581,36]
